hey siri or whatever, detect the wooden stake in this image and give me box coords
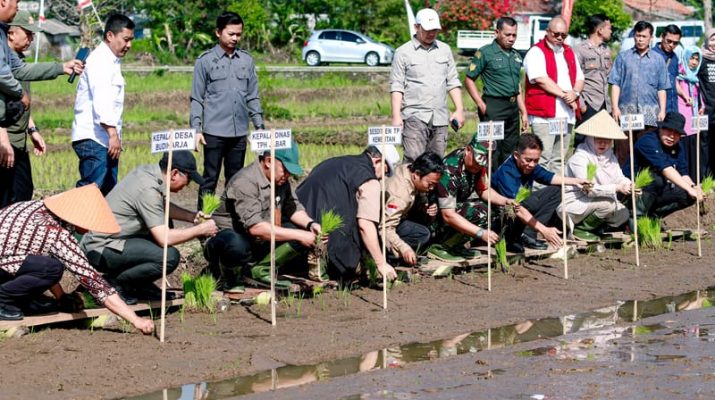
[696,121,702,257]
[560,120,568,280]
[487,121,493,292]
[270,129,277,326]
[628,122,640,267]
[159,131,174,343]
[381,125,388,310]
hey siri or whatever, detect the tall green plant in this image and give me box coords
[182,273,217,312]
[634,168,654,189]
[494,238,509,272]
[637,217,663,249]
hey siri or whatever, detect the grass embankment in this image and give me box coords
[31,70,476,192]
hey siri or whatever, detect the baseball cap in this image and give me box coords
[273,141,304,176]
[658,112,686,135]
[159,150,204,184]
[415,8,441,31]
[380,144,401,177]
[9,11,42,33]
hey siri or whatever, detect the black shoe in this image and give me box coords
[21,295,59,316]
[132,284,177,301]
[0,304,23,320]
[506,241,525,254]
[521,234,548,250]
[105,277,138,306]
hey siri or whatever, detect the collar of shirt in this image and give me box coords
[630,46,652,58]
[212,44,240,59]
[410,35,438,51]
[545,40,564,53]
[96,41,121,65]
[491,39,513,56]
[249,160,271,190]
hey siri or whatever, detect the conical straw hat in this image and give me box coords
[43,184,120,234]
[574,110,627,140]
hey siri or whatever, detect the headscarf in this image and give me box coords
[701,28,715,61]
[577,137,625,185]
[678,46,702,83]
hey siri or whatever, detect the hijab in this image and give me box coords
[701,28,715,61]
[577,137,624,185]
[678,46,702,84]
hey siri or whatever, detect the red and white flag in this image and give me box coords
[77,0,93,10]
[38,9,46,24]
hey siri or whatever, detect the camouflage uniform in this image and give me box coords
[433,141,490,241]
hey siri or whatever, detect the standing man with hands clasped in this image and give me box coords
[72,14,134,195]
[0,10,85,208]
[191,11,264,208]
[390,8,464,163]
[465,16,528,169]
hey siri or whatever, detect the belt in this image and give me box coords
[484,94,517,103]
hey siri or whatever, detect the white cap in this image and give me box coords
[415,8,441,31]
[381,144,401,177]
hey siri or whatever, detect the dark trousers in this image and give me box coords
[397,220,431,252]
[575,103,606,148]
[496,186,561,244]
[0,146,32,209]
[639,174,695,218]
[87,238,181,288]
[481,95,520,170]
[0,256,64,307]
[685,133,710,182]
[199,134,247,208]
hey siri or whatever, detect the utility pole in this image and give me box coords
[706,0,713,32]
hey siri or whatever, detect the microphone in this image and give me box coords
[68,47,90,84]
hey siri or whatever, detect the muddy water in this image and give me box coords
[128,288,715,399]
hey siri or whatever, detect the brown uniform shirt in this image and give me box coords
[379,165,416,257]
[574,40,612,112]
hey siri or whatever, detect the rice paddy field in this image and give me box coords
[30,69,478,193]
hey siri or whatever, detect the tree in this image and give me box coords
[569,0,632,39]
[434,0,517,32]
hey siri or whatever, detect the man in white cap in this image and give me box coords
[390,8,464,163]
[0,184,153,334]
[296,145,401,282]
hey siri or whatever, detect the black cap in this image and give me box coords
[159,151,204,185]
[658,112,686,135]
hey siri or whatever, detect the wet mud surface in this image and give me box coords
[1,203,715,399]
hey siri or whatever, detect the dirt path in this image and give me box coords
[2,205,715,399]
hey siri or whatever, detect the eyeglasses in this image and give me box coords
[549,31,568,39]
[664,38,680,46]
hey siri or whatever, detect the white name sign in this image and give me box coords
[477,121,505,141]
[620,114,645,131]
[367,126,402,145]
[548,118,569,135]
[151,129,197,153]
[249,129,292,152]
[692,115,709,131]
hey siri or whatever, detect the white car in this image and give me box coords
[302,29,394,67]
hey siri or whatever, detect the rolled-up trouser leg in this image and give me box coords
[0,255,64,307]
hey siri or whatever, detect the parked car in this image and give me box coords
[302,29,394,67]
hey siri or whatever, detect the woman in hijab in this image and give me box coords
[559,110,631,241]
[697,28,715,176]
[677,46,706,181]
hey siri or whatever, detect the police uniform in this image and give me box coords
[190,45,264,207]
[465,40,523,168]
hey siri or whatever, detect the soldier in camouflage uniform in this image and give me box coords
[429,133,515,261]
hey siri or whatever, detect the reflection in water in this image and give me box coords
[129,288,715,400]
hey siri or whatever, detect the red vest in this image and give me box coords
[525,39,578,118]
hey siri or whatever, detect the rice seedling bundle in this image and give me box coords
[182,273,217,312]
[586,162,597,181]
[514,186,532,204]
[637,216,662,249]
[494,238,509,272]
[701,175,715,194]
[634,168,654,189]
[201,193,222,215]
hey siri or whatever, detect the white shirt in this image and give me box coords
[71,42,125,146]
[524,42,584,124]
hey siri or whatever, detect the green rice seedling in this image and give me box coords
[317,210,344,242]
[586,162,598,181]
[82,292,99,309]
[634,168,654,189]
[701,175,715,194]
[637,216,662,249]
[182,273,217,313]
[494,238,509,273]
[201,193,222,215]
[514,186,532,204]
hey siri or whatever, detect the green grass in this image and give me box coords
[181,273,217,312]
[634,168,654,189]
[637,216,663,249]
[586,162,597,181]
[702,175,715,194]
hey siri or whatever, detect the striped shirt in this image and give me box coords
[0,201,115,302]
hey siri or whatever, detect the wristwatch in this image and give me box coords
[28,126,38,134]
[574,91,581,98]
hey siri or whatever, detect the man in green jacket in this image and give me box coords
[0,9,84,207]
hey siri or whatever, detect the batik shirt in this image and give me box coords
[0,200,116,302]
